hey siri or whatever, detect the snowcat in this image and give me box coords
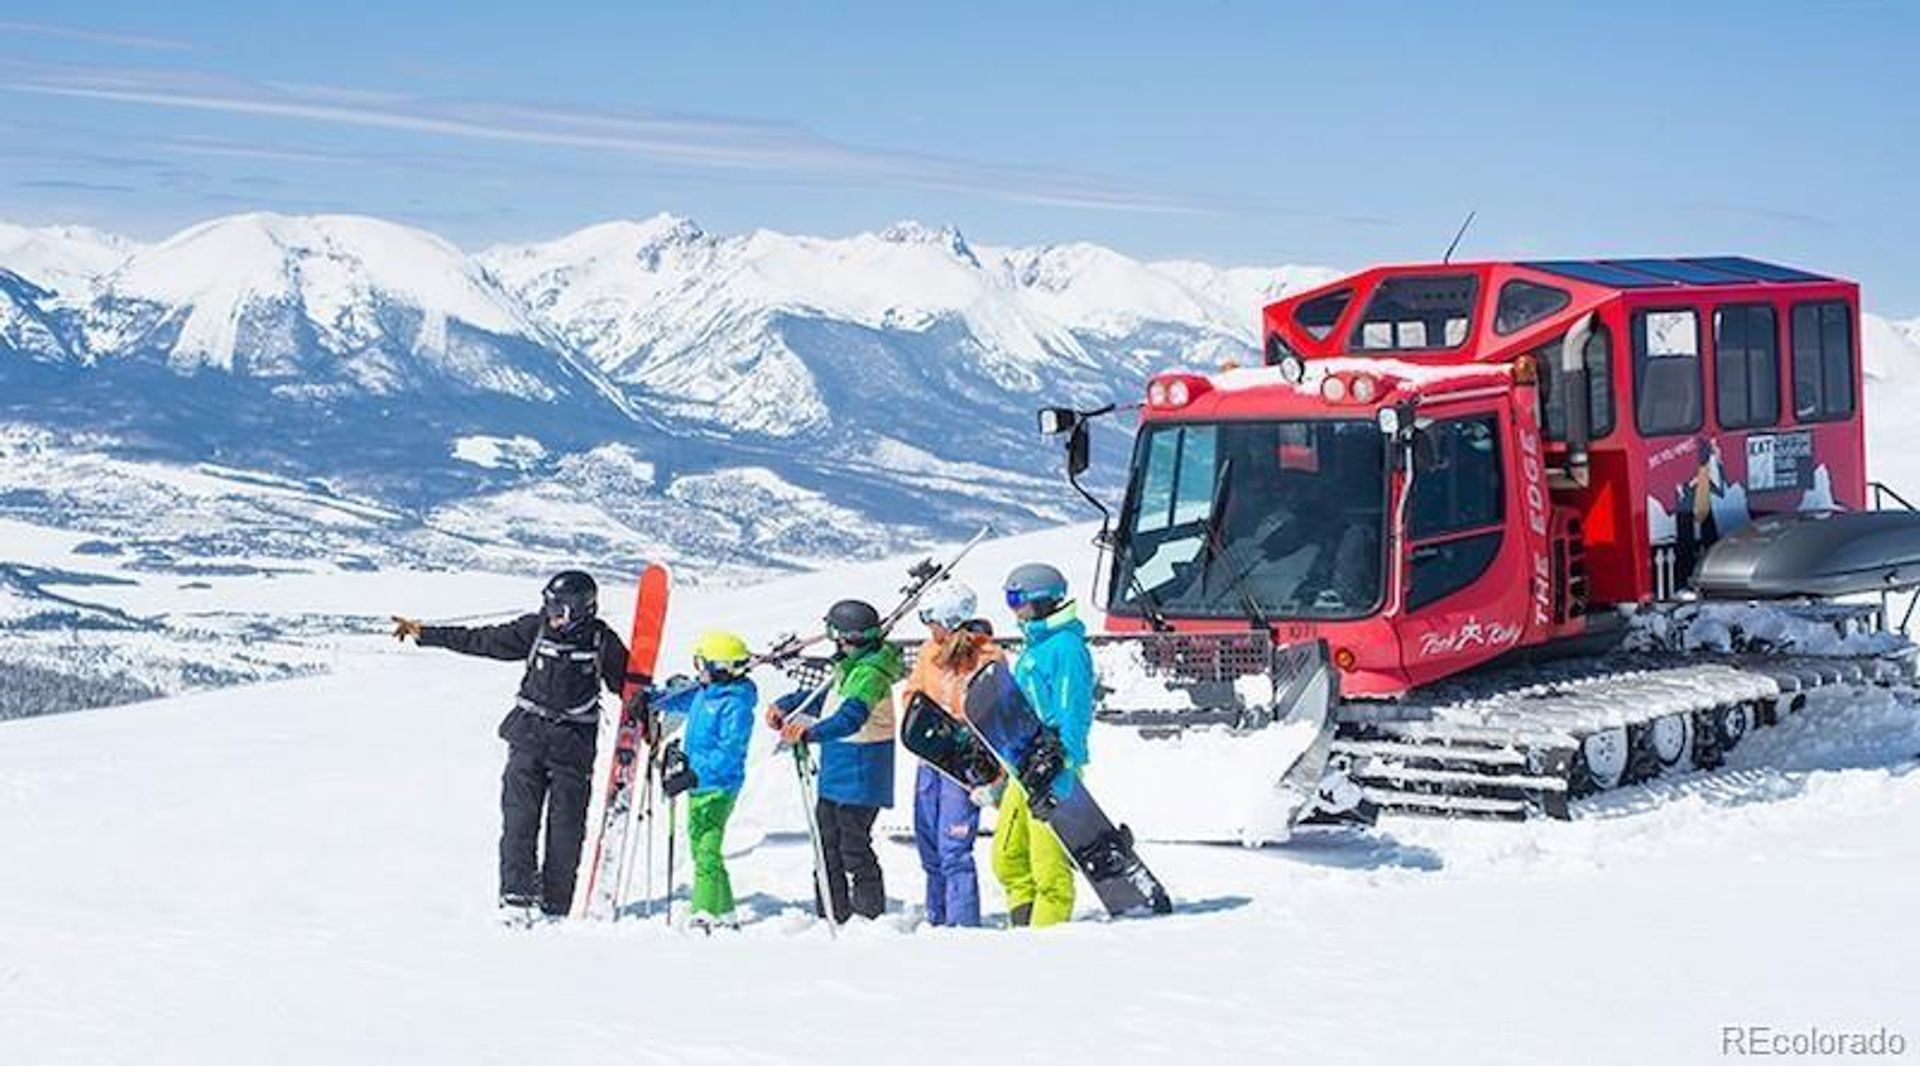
[1038,256,1920,825]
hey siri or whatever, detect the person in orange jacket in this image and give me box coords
[902,581,1002,927]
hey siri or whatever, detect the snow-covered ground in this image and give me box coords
[2,525,1917,1064]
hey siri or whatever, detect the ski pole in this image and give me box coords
[612,707,655,919]
[664,791,677,925]
[638,751,657,919]
[793,742,838,941]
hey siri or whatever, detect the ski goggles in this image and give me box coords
[1004,587,1061,610]
[695,654,748,677]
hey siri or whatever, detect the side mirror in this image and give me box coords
[1067,423,1092,478]
[1038,408,1079,437]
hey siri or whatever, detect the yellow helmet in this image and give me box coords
[692,630,751,677]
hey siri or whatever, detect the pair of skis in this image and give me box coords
[574,563,680,922]
[769,525,995,936]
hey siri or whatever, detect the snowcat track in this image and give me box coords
[1332,652,1915,820]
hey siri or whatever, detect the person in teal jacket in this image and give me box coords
[658,631,758,930]
[994,562,1094,927]
[769,599,905,922]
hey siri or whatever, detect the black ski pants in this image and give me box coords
[498,708,598,915]
[815,798,885,921]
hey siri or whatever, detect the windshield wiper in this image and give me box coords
[1110,505,1174,633]
[1195,458,1276,635]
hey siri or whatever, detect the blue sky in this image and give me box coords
[2,1,1916,312]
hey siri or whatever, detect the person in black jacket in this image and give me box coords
[392,571,633,918]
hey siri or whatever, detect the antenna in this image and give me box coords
[1442,210,1476,264]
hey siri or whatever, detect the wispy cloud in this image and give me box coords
[14,178,138,194]
[0,19,191,52]
[1678,200,1835,230]
[0,60,1205,216]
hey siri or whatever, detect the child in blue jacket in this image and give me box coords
[659,631,758,929]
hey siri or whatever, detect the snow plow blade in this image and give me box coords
[1084,633,1373,844]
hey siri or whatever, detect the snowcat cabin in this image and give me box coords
[1261,258,1868,609]
[1106,350,1561,696]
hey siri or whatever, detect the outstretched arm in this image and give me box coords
[415,614,542,661]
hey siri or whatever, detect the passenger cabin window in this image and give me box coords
[1791,301,1855,422]
[1495,279,1571,335]
[1632,309,1703,436]
[1294,289,1352,341]
[1408,415,1504,611]
[1537,326,1615,441]
[1350,275,1478,352]
[1714,305,1780,430]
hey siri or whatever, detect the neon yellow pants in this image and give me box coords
[991,779,1076,927]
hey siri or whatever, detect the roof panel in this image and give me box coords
[1606,258,1747,285]
[1682,257,1831,283]
[1520,260,1675,289]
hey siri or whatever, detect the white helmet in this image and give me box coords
[917,581,978,631]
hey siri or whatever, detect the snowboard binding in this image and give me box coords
[1015,727,1068,817]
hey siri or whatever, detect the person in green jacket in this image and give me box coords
[768,599,905,922]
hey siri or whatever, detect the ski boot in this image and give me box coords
[496,894,540,929]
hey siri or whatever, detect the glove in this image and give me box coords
[661,740,697,798]
[968,782,1002,808]
[621,690,649,733]
[763,705,787,730]
[391,616,422,643]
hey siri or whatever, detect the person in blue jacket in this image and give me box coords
[657,631,758,930]
[767,599,905,922]
[994,562,1095,927]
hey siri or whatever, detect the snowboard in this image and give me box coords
[574,563,672,920]
[899,692,1002,790]
[962,662,1173,917]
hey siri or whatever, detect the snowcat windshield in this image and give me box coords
[1111,419,1388,621]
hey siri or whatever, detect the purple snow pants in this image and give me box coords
[913,764,981,927]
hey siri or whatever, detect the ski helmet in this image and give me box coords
[1004,562,1069,615]
[918,581,978,631]
[542,570,598,630]
[825,599,883,646]
[693,630,752,680]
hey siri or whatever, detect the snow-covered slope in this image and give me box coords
[1863,312,1920,492]
[3,525,1917,1064]
[0,221,137,298]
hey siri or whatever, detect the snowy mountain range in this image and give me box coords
[7,211,1920,584]
[0,212,1334,575]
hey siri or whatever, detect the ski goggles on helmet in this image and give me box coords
[543,596,589,627]
[828,622,879,644]
[694,654,748,679]
[1004,587,1061,610]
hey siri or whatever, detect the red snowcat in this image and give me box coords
[1042,257,1920,822]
